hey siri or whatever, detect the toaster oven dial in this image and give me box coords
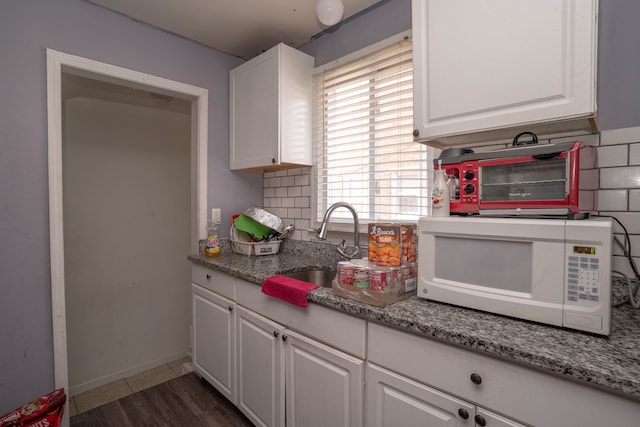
[463,184,475,194]
[464,170,475,180]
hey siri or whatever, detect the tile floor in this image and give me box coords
[69,356,193,416]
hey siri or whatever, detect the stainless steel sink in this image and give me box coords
[282,269,336,288]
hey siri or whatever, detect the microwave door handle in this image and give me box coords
[532,152,561,161]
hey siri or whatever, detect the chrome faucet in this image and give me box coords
[317,202,361,260]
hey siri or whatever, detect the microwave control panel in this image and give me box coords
[566,245,602,304]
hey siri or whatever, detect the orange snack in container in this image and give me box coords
[368,224,402,266]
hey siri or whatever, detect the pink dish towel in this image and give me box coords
[262,275,319,308]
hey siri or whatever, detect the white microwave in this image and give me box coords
[418,216,613,335]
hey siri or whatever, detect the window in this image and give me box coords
[313,33,430,227]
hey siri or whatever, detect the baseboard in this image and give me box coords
[181,362,194,375]
[69,350,189,396]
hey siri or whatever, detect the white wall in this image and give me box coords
[63,79,191,394]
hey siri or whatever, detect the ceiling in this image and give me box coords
[87,0,382,60]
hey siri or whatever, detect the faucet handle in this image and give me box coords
[337,245,361,260]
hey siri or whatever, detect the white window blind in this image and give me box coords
[313,35,429,225]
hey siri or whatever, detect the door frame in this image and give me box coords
[46,48,208,415]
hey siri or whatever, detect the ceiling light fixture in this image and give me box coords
[316,0,344,26]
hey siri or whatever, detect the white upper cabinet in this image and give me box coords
[230,43,314,171]
[412,0,599,147]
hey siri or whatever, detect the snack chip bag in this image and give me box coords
[0,389,66,427]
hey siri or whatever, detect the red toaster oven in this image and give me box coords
[434,141,596,218]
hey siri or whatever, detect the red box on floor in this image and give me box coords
[0,389,66,427]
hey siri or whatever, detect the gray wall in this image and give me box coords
[596,0,640,131]
[301,0,411,66]
[0,0,262,412]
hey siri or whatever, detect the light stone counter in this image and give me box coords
[189,239,640,401]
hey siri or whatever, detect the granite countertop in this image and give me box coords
[189,241,640,402]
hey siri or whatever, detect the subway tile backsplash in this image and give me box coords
[263,167,313,241]
[600,166,640,189]
[263,127,640,278]
[597,189,628,211]
[630,190,640,211]
[629,144,640,165]
[586,127,640,278]
[597,145,628,168]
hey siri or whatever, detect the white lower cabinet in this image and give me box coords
[285,329,364,427]
[193,266,640,427]
[193,273,367,426]
[368,323,640,426]
[366,363,524,427]
[191,283,236,404]
[236,305,364,427]
[236,306,285,427]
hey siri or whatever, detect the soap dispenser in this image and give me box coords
[432,160,450,217]
[204,208,222,258]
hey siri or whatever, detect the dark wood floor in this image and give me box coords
[70,373,254,427]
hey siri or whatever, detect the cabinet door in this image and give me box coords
[476,408,527,427]
[285,330,364,427]
[236,307,285,427]
[412,0,598,145]
[230,46,279,170]
[366,363,474,427]
[191,283,236,403]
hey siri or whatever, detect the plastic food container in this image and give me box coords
[231,240,254,256]
[254,241,281,256]
[231,240,281,256]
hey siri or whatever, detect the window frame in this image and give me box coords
[310,30,432,233]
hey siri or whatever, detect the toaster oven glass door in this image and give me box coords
[479,157,568,202]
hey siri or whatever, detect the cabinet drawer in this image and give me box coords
[368,323,640,426]
[366,362,474,427]
[192,264,235,300]
[236,278,366,358]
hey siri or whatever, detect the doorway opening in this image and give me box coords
[47,49,208,425]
